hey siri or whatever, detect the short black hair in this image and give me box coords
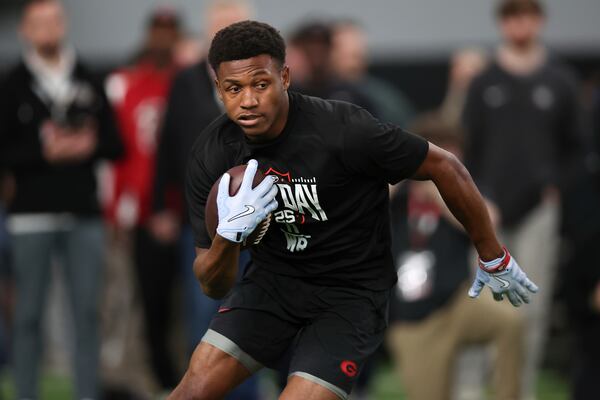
[208,20,286,72]
[496,0,545,19]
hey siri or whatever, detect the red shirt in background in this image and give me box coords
[103,62,177,227]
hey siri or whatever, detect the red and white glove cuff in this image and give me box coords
[478,247,511,273]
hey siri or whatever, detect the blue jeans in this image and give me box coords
[180,225,258,400]
[11,218,104,400]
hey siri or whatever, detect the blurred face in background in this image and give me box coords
[285,43,310,86]
[174,35,202,67]
[498,12,544,49]
[142,12,181,67]
[330,24,368,82]
[205,1,252,41]
[290,25,332,84]
[20,0,66,58]
[146,16,180,55]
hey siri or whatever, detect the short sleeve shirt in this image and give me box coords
[186,91,428,290]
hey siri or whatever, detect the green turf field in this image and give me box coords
[369,364,570,400]
[0,364,570,400]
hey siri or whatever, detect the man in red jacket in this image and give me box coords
[104,7,182,391]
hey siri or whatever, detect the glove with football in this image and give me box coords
[468,247,539,307]
[216,159,279,243]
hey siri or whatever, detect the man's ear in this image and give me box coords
[214,79,223,101]
[281,65,290,90]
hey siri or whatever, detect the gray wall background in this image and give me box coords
[1,0,599,64]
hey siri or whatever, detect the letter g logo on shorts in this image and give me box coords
[340,360,358,377]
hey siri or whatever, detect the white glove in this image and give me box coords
[468,247,539,307]
[216,159,278,243]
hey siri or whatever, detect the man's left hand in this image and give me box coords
[468,248,538,307]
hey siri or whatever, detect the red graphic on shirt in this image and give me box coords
[340,360,358,377]
[263,167,291,183]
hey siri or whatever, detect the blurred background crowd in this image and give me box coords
[0,0,599,399]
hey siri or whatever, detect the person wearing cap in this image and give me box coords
[103,5,183,392]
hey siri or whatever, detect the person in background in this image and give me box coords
[386,117,524,400]
[422,47,490,399]
[439,47,488,128]
[287,20,376,114]
[330,19,416,127]
[168,20,536,400]
[151,0,260,398]
[174,33,203,68]
[559,74,600,400]
[0,170,13,391]
[463,1,585,398]
[103,6,182,393]
[0,0,123,398]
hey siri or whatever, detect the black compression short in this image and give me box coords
[202,265,390,399]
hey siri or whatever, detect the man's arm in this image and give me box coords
[412,142,502,261]
[190,159,278,299]
[193,239,240,299]
[412,143,538,306]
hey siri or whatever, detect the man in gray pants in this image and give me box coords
[0,1,122,398]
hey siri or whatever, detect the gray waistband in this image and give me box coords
[201,329,263,373]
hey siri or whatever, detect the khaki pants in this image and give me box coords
[387,282,524,400]
[501,200,560,400]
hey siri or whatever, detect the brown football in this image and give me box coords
[205,165,272,248]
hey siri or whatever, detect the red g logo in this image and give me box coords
[340,360,358,377]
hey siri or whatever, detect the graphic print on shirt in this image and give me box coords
[264,167,328,253]
[134,97,164,155]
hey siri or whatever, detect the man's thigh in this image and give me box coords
[168,340,252,400]
[286,289,390,400]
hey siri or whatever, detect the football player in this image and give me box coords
[171,21,537,400]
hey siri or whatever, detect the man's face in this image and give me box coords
[215,54,290,140]
[499,13,544,48]
[147,22,180,54]
[20,1,66,57]
[330,26,367,81]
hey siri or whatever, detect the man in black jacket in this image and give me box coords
[0,1,123,398]
[463,1,584,398]
[150,1,260,399]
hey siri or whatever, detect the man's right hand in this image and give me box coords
[41,120,98,164]
[149,210,181,244]
[216,159,278,243]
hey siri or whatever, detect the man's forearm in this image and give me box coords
[414,144,502,261]
[193,236,240,299]
[434,154,502,260]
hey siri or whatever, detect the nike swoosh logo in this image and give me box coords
[493,276,510,289]
[227,205,255,222]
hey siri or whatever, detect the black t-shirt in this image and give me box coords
[186,91,428,290]
[463,58,583,226]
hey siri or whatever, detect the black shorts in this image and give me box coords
[202,264,390,399]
